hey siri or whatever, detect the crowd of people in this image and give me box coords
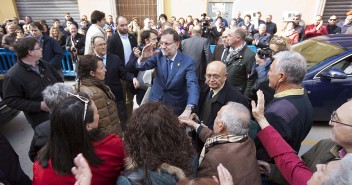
[1,8,352,185]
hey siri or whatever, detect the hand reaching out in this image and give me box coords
[72,154,92,185]
[212,163,234,185]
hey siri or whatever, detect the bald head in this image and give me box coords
[206,61,227,90]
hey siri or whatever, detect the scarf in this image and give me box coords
[224,43,246,65]
[199,134,248,165]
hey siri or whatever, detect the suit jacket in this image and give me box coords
[137,52,199,115]
[181,35,211,85]
[104,53,134,102]
[211,44,225,61]
[197,126,261,185]
[107,32,137,66]
[226,45,256,97]
[198,81,248,130]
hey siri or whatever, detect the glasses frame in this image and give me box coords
[159,42,176,47]
[330,111,352,127]
[67,92,89,122]
[205,74,221,80]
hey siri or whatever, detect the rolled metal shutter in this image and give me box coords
[322,0,352,21]
[16,0,80,26]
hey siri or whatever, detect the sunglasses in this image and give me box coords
[329,19,337,21]
[67,92,89,121]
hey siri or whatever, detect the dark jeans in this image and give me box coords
[116,100,128,130]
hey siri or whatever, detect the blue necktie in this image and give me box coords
[167,59,173,79]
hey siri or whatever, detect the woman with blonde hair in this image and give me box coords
[49,27,65,47]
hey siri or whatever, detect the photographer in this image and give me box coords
[248,36,290,105]
[200,13,215,44]
[65,24,85,70]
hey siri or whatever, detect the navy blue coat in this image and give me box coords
[42,34,64,70]
[137,51,199,115]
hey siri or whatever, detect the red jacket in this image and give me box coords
[304,24,328,39]
[33,134,125,185]
[257,126,313,185]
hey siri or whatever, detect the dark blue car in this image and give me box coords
[293,34,352,121]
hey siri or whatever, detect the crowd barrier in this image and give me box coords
[0,49,76,77]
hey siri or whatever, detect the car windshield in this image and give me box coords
[292,36,347,70]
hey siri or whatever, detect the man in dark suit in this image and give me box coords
[192,61,248,153]
[93,36,139,129]
[225,28,256,97]
[211,29,229,62]
[137,28,199,117]
[181,25,211,89]
[107,16,138,121]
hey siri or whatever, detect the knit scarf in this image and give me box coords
[199,134,248,165]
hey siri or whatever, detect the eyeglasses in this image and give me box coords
[330,111,352,127]
[205,74,221,79]
[159,42,176,47]
[33,47,42,50]
[292,18,299,20]
[67,92,89,121]
[329,19,337,21]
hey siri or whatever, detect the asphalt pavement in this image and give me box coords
[0,111,332,180]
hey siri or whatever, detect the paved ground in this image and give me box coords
[0,111,332,180]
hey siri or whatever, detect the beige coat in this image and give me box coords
[78,78,122,137]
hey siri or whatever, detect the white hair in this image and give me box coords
[323,153,352,185]
[273,51,307,85]
[219,102,250,135]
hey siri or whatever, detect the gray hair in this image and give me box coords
[273,51,307,85]
[42,83,74,112]
[219,102,250,135]
[228,27,246,41]
[323,153,352,185]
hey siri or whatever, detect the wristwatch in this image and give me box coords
[186,105,195,111]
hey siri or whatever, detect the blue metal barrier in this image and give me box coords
[0,50,17,74]
[210,45,215,53]
[61,51,76,77]
[248,45,257,53]
[0,48,76,77]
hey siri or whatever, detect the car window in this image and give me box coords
[322,55,352,75]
